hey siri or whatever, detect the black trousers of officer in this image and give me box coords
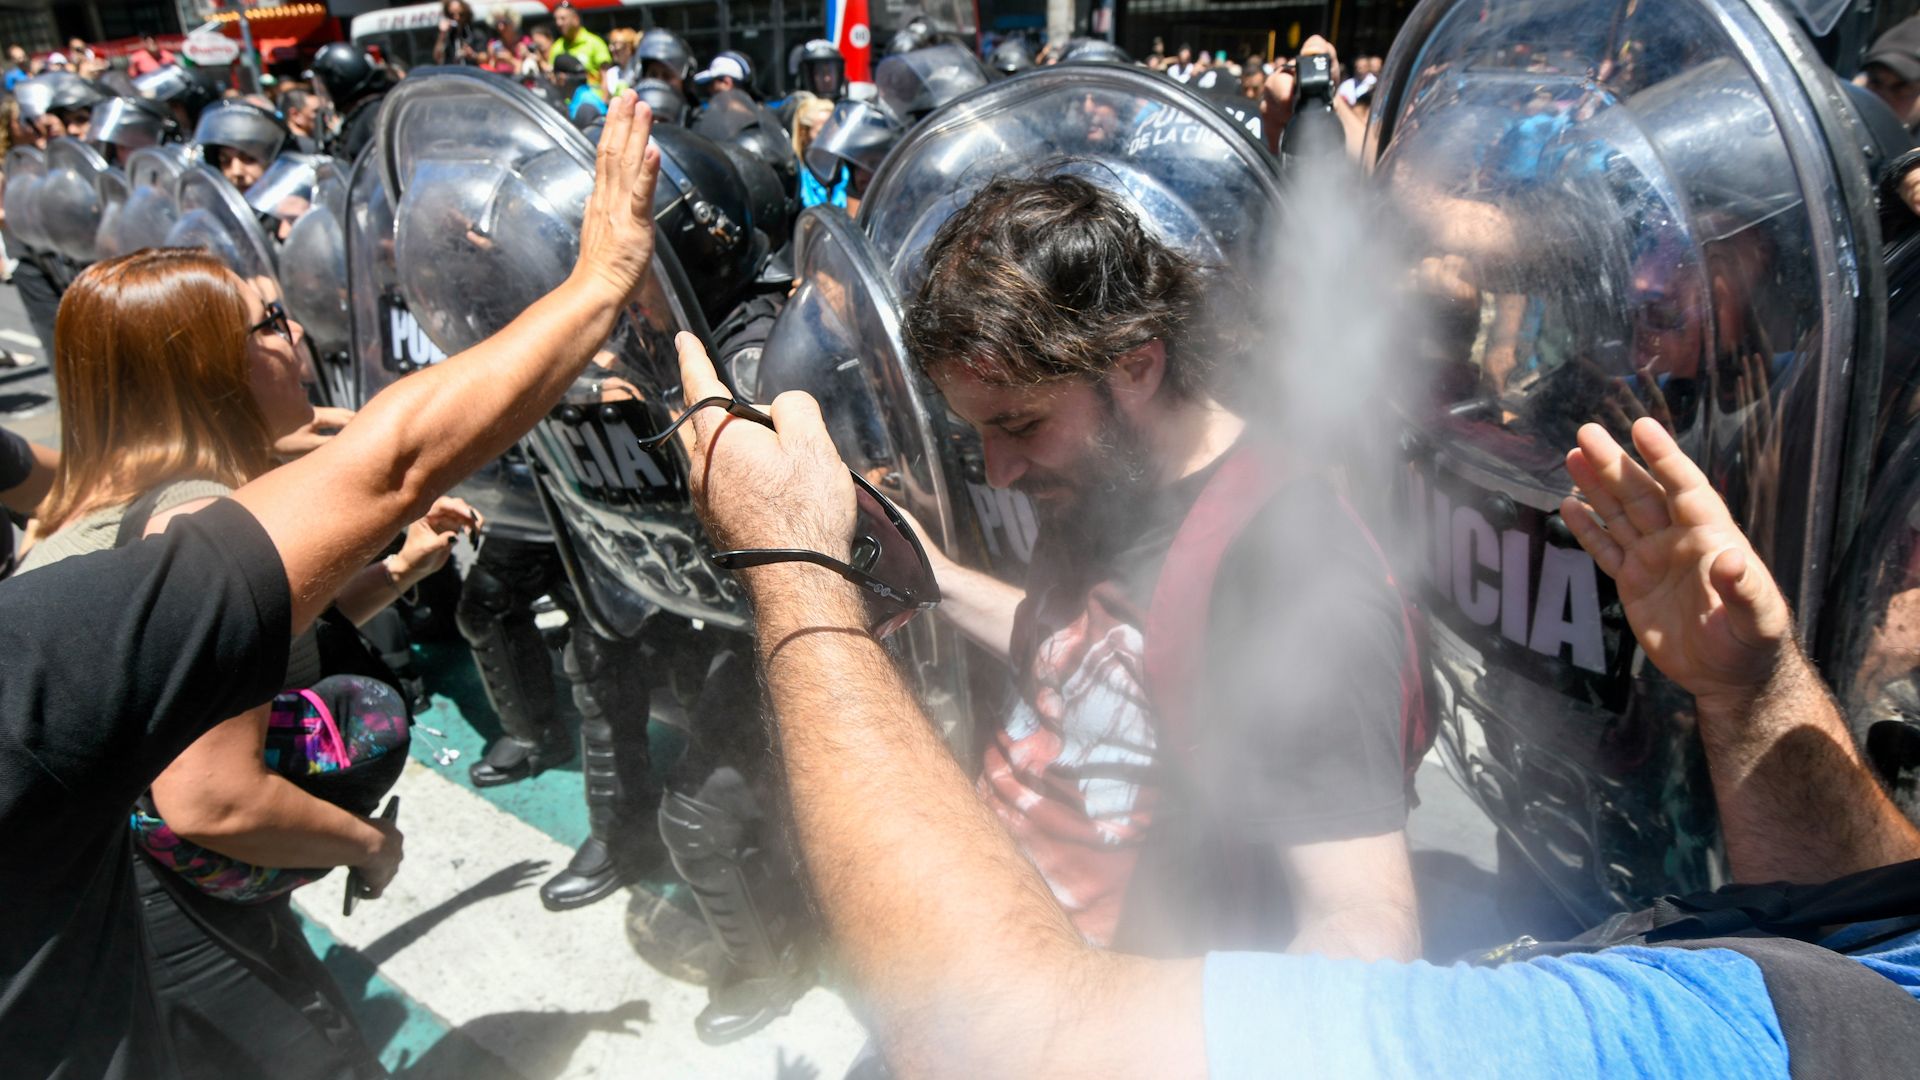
[456,534,658,885]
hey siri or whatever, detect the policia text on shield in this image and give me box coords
[0,92,669,1077]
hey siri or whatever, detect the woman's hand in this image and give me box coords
[387,497,483,588]
[274,406,355,459]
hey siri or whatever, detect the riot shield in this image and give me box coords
[345,138,550,544]
[91,167,130,261]
[108,145,188,255]
[753,207,980,740]
[373,69,726,637]
[847,65,1281,577]
[163,162,280,294]
[3,146,52,253]
[38,137,113,263]
[860,65,1280,294]
[872,43,990,123]
[1369,0,1885,921]
[280,157,354,408]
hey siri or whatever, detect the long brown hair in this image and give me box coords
[36,248,273,533]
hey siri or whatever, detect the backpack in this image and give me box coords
[1476,858,1920,1080]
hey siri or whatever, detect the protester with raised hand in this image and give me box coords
[668,336,1920,1077]
[1561,417,1920,883]
[0,91,662,1079]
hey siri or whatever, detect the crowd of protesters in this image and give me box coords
[4,9,1920,1080]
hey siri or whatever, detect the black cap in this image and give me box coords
[553,53,586,75]
[1867,15,1920,84]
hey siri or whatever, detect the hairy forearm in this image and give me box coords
[235,273,623,630]
[750,568,1202,1077]
[1699,643,1920,883]
[929,558,1024,660]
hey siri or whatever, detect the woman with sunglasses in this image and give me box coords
[16,248,480,1079]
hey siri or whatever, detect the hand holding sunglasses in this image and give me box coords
[655,332,940,637]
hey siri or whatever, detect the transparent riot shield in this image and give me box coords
[3,147,52,253]
[38,137,113,264]
[109,146,188,255]
[373,69,724,637]
[164,162,280,297]
[345,141,551,545]
[873,43,990,122]
[91,168,131,261]
[279,158,355,408]
[861,64,1280,293]
[848,65,1281,579]
[1369,0,1884,922]
[753,206,981,743]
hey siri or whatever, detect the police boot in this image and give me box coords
[458,542,573,787]
[660,772,815,1045]
[541,630,665,910]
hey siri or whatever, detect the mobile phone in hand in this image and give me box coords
[343,796,401,916]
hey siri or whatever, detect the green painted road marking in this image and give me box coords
[299,912,520,1078]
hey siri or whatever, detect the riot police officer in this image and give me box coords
[307,42,395,164]
[787,39,848,103]
[191,100,289,195]
[132,63,221,132]
[9,72,109,356]
[86,95,178,166]
[632,28,696,99]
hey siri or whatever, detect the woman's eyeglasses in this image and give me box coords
[249,300,293,343]
[638,396,942,637]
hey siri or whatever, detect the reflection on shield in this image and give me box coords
[281,158,354,408]
[164,163,280,298]
[860,65,1278,293]
[372,68,726,639]
[1370,0,1884,924]
[39,138,113,263]
[109,145,189,255]
[3,147,52,252]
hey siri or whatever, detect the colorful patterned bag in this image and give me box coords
[132,674,412,904]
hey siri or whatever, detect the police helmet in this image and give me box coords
[87,96,177,153]
[17,72,109,123]
[631,78,689,127]
[1057,38,1133,65]
[691,88,800,184]
[874,44,990,123]
[133,64,221,124]
[307,43,385,107]
[719,140,794,267]
[648,124,764,321]
[988,38,1036,77]
[805,99,902,186]
[635,29,696,84]
[192,100,289,165]
[793,39,847,100]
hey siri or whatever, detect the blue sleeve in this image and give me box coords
[1203,947,1787,1079]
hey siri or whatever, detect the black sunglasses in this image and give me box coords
[637,395,942,637]
[249,300,293,342]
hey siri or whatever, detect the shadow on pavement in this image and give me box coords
[397,1000,654,1079]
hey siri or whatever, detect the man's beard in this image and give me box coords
[1017,393,1158,545]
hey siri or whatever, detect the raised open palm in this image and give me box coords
[1560,418,1792,708]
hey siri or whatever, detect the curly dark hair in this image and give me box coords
[903,172,1217,400]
